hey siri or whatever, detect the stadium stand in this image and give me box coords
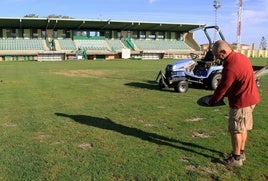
[0,17,210,61]
[3,17,266,60]
[0,17,208,61]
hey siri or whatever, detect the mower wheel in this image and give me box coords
[210,73,222,90]
[174,80,188,93]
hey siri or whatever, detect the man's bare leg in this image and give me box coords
[231,133,242,156]
[241,131,247,151]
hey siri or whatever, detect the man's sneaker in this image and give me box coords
[222,155,243,166]
[240,153,246,161]
[223,152,246,162]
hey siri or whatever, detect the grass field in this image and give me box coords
[0,58,267,180]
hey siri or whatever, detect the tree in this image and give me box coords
[260,36,267,50]
[24,14,74,19]
[47,14,74,19]
[47,14,62,18]
[24,14,39,18]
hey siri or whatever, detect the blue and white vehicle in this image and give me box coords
[156,26,224,93]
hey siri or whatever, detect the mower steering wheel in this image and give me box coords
[190,53,199,60]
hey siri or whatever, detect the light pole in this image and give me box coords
[213,0,221,41]
[237,0,242,50]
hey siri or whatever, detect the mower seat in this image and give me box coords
[202,50,214,62]
[197,50,215,68]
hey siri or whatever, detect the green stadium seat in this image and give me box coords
[0,39,44,50]
[58,39,76,50]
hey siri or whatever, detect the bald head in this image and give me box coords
[212,40,232,60]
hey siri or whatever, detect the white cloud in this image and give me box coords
[238,0,268,44]
[243,10,268,24]
[243,0,268,24]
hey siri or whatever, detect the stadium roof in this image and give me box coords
[0,17,205,32]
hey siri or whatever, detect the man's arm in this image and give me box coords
[209,70,235,105]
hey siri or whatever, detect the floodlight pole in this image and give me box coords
[237,0,243,50]
[213,0,221,42]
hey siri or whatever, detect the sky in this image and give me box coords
[1,0,267,47]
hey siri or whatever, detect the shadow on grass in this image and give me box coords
[125,80,211,92]
[252,65,264,71]
[125,81,181,93]
[55,113,223,162]
[125,81,160,90]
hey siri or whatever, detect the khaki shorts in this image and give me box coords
[228,105,256,133]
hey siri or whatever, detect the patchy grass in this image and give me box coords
[0,58,267,180]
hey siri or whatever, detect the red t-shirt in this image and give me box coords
[210,51,260,108]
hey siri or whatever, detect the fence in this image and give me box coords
[236,49,268,58]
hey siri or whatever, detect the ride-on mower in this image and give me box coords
[156,26,224,93]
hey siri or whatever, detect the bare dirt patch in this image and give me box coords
[186,165,196,171]
[78,143,93,150]
[192,131,210,138]
[138,119,154,127]
[51,140,65,145]
[35,134,50,142]
[1,122,18,127]
[185,117,204,122]
[201,166,218,175]
[54,69,114,78]
[179,155,190,162]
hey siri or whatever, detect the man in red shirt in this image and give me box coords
[208,40,260,166]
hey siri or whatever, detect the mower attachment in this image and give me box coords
[156,70,168,88]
